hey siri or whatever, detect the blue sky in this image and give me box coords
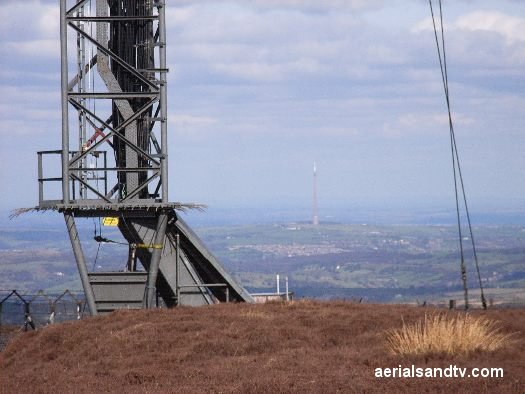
[0,0,524,216]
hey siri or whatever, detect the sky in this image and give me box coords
[0,0,524,219]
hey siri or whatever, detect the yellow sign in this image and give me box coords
[136,243,163,249]
[102,217,119,227]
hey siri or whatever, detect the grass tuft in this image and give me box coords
[386,313,517,356]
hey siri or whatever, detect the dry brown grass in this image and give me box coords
[0,302,523,393]
[0,325,20,352]
[386,313,517,356]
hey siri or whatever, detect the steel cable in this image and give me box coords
[429,0,487,310]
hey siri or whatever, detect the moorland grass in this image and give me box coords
[386,312,516,356]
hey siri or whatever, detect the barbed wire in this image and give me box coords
[0,289,86,332]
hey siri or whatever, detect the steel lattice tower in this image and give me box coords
[37,0,253,315]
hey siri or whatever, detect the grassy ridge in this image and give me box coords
[0,301,523,393]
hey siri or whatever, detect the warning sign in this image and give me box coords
[102,217,119,227]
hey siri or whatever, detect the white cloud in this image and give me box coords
[211,59,322,81]
[0,1,58,40]
[170,114,217,127]
[383,112,475,138]
[4,39,60,58]
[0,1,60,62]
[37,4,60,38]
[0,69,59,82]
[413,10,525,43]
[0,86,59,136]
[172,0,384,12]
[411,10,525,70]
[456,11,525,43]
[399,112,474,127]
[411,17,443,34]
[166,1,367,82]
[366,44,408,65]
[212,62,283,81]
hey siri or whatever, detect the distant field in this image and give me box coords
[195,223,525,305]
[1,222,524,305]
[0,301,523,393]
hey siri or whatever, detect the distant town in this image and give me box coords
[2,216,524,306]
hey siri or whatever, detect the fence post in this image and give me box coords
[24,303,35,331]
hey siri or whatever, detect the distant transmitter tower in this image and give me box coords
[312,161,319,225]
[36,0,253,315]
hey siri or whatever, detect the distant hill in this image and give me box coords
[1,222,525,304]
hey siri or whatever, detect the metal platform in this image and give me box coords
[88,272,148,313]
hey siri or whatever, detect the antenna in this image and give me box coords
[313,161,319,225]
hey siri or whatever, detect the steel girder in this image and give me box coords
[46,0,168,209]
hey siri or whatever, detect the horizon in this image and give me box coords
[2,200,525,228]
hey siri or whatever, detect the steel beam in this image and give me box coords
[120,172,160,202]
[64,212,97,316]
[145,213,168,308]
[66,0,91,16]
[69,92,158,99]
[68,21,158,90]
[68,55,97,92]
[69,173,112,202]
[60,0,70,203]
[67,16,158,22]
[158,0,169,203]
[67,98,160,167]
